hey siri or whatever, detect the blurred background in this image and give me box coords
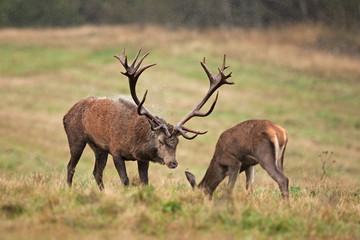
[0,0,359,30]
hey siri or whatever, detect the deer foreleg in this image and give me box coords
[88,142,109,190]
[227,162,241,195]
[92,150,108,191]
[245,166,255,193]
[137,160,149,185]
[113,155,129,186]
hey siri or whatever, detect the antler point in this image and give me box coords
[177,55,232,139]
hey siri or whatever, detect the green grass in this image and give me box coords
[0,25,359,239]
[0,43,86,76]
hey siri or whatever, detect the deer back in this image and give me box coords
[66,97,156,158]
[214,120,287,162]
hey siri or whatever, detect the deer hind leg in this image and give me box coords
[245,166,255,193]
[256,139,289,200]
[66,139,86,187]
[137,161,149,185]
[278,144,287,173]
[112,155,129,186]
[262,162,289,199]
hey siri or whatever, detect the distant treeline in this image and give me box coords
[0,0,359,30]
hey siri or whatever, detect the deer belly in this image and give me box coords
[85,131,110,151]
[242,155,258,165]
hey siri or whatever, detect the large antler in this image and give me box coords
[175,55,233,139]
[114,49,171,136]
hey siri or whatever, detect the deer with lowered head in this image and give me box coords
[185,119,289,199]
[63,49,233,190]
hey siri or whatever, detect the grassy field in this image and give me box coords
[0,24,359,240]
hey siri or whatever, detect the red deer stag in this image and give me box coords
[63,49,233,190]
[185,120,289,199]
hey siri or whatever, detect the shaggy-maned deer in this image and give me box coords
[63,49,233,190]
[185,120,289,199]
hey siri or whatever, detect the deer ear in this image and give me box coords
[185,171,197,189]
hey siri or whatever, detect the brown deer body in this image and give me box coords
[185,119,289,199]
[64,49,233,189]
[63,97,174,188]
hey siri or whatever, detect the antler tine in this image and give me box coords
[115,48,156,104]
[175,91,218,138]
[122,48,128,67]
[115,48,170,135]
[176,127,208,140]
[220,54,229,71]
[177,129,200,140]
[137,90,149,115]
[182,126,208,135]
[135,52,149,69]
[201,58,216,86]
[137,91,172,137]
[116,48,128,68]
[115,49,156,79]
[131,49,142,68]
[135,63,157,78]
[197,91,219,117]
[137,90,160,123]
[175,55,233,140]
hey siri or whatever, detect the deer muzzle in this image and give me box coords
[165,158,178,169]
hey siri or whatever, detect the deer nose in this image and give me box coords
[169,161,178,169]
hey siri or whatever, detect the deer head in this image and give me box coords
[114,49,233,168]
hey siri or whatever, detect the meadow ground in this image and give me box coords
[0,24,359,239]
